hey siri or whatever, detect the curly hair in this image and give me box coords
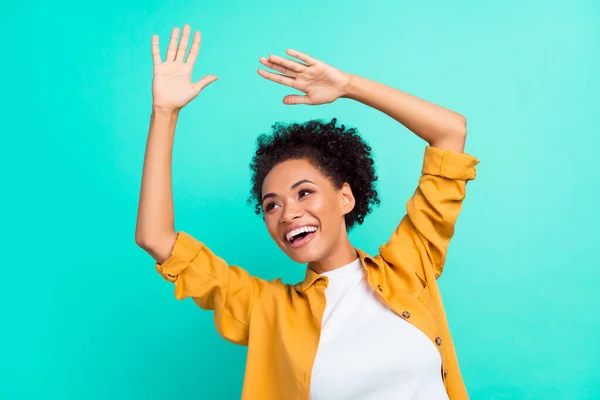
[247,118,380,231]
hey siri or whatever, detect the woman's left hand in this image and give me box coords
[257,50,352,105]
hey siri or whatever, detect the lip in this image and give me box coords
[283,224,319,242]
[286,228,318,249]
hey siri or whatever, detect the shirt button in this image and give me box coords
[377,284,383,292]
[401,311,410,319]
[443,369,448,379]
[435,337,442,346]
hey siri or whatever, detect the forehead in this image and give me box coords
[262,159,325,194]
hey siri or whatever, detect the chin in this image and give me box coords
[288,252,317,264]
[279,241,324,264]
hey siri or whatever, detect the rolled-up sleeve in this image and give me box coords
[156,231,269,345]
[379,146,479,279]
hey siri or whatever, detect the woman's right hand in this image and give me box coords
[151,24,218,111]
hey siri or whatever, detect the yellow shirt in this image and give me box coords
[156,146,479,400]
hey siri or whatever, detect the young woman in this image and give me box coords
[136,24,479,400]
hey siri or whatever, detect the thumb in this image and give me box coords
[283,95,312,105]
[192,75,218,95]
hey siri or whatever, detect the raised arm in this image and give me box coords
[256,48,466,152]
[135,24,217,257]
[340,65,477,278]
[343,74,466,152]
[257,50,478,278]
[135,25,265,345]
[379,147,478,279]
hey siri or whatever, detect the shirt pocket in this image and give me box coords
[415,272,438,318]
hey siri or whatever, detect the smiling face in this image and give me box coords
[261,158,356,265]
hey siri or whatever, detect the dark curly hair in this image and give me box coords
[247,118,380,231]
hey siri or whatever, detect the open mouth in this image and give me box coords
[285,226,319,248]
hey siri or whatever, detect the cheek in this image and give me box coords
[309,194,339,218]
[264,217,280,240]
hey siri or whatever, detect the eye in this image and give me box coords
[299,189,313,198]
[264,202,278,212]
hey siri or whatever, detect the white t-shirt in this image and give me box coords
[310,257,449,400]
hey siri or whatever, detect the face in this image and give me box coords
[261,158,355,264]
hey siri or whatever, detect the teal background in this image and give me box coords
[1,0,599,398]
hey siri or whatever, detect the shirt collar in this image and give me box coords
[295,248,376,292]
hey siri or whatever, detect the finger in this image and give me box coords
[186,31,202,66]
[267,54,307,73]
[283,95,312,105]
[175,24,191,62]
[151,34,162,65]
[165,27,180,62]
[257,69,295,88]
[260,57,297,77]
[192,75,218,95]
[286,49,318,65]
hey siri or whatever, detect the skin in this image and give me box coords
[261,159,357,274]
[136,24,467,273]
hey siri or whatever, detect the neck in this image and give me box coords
[308,235,358,274]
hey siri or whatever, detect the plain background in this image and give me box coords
[1,0,599,399]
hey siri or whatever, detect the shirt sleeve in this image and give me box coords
[155,231,270,346]
[379,146,479,279]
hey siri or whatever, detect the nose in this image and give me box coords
[280,201,303,224]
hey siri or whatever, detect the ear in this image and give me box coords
[340,182,356,215]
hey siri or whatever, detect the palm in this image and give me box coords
[258,50,351,105]
[153,63,199,109]
[294,63,348,104]
[151,25,217,111]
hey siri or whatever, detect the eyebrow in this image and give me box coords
[262,179,315,203]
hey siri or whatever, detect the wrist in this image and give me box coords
[340,73,358,99]
[152,106,181,118]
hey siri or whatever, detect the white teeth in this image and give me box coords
[286,226,318,242]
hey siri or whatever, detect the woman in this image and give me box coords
[136,24,479,400]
